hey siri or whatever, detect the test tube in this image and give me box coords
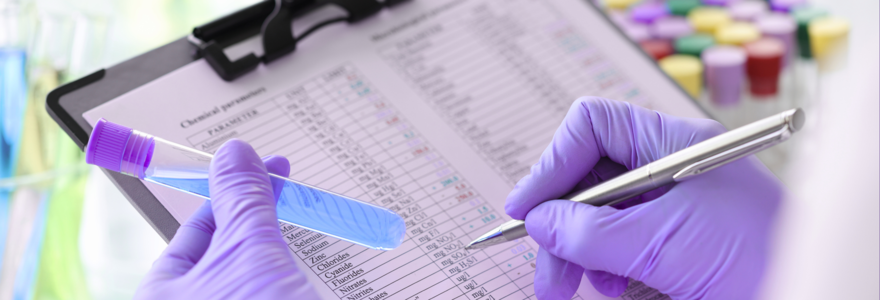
[755,13,797,67]
[792,6,829,59]
[744,38,785,123]
[809,17,850,72]
[702,46,747,107]
[660,55,704,98]
[85,119,407,250]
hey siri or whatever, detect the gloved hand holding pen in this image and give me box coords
[506,97,783,299]
[134,140,319,299]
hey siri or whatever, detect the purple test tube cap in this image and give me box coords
[702,46,746,106]
[770,0,806,12]
[651,17,694,40]
[631,3,669,24]
[86,118,155,178]
[702,0,741,7]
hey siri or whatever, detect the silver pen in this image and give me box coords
[465,108,805,250]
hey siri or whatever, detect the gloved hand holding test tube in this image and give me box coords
[85,118,407,251]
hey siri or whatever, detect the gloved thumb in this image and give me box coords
[524,198,681,291]
[209,139,284,239]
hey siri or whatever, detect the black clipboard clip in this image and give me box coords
[187,0,408,81]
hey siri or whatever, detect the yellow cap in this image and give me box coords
[604,0,640,10]
[716,22,761,45]
[688,7,732,34]
[809,17,850,58]
[659,55,704,98]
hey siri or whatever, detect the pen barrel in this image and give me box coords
[562,108,803,207]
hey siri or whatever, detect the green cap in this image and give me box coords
[668,0,702,16]
[675,34,716,56]
[793,6,829,58]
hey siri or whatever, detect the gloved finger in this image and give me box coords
[209,139,283,238]
[584,269,629,298]
[524,197,689,283]
[505,97,725,219]
[571,157,645,210]
[148,200,216,279]
[534,248,583,300]
[261,155,291,202]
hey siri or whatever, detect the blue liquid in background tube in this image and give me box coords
[85,118,406,250]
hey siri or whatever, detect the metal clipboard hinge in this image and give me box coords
[188,0,409,81]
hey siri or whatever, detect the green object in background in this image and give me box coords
[32,134,90,300]
[675,34,716,56]
[793,6,829,59]
[668,0,702,16]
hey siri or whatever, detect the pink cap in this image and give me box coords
[622,22,652,42]
[86,118,155,178]
[728,1,768,21]
[651,17,694,40]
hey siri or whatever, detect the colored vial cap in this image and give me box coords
[622,22,653,42]
[702,0,741,7]
[604,0,640,10]
[715,22,761,45]
[744,38,785,96]
[808,17,850,58]
[640,39,675,60]
[675,34,716,56]
[659,55,704,98]
[631,3,670,24]
[668,0,702,16]
[756,13,796,65]
[608,9,632,27]
[770,0,806,12]
[728,0,768,21]
[651,16,694,40]
[85,118,155,178]
[702,46,746,106]
[688,7,732,34]
[793,6,829,58]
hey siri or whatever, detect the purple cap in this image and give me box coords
[622,22,653,42]
[728,1,768,21]
[631,3,669,24]
[769,0,806,12]
[756,13,796,66]
[86,118,155,178]
[651,17,693,40]
[701,46,746,106]
[702,0,741,6]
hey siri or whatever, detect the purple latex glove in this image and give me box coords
[134,140,319,299]
[506,97,782,300]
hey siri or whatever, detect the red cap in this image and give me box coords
[640,39,675,60]
[744,38,785,96]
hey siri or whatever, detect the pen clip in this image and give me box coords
[673,125,792,181]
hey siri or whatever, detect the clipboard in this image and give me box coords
[45,0,709,243]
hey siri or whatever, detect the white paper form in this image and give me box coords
[83,0,705,299]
